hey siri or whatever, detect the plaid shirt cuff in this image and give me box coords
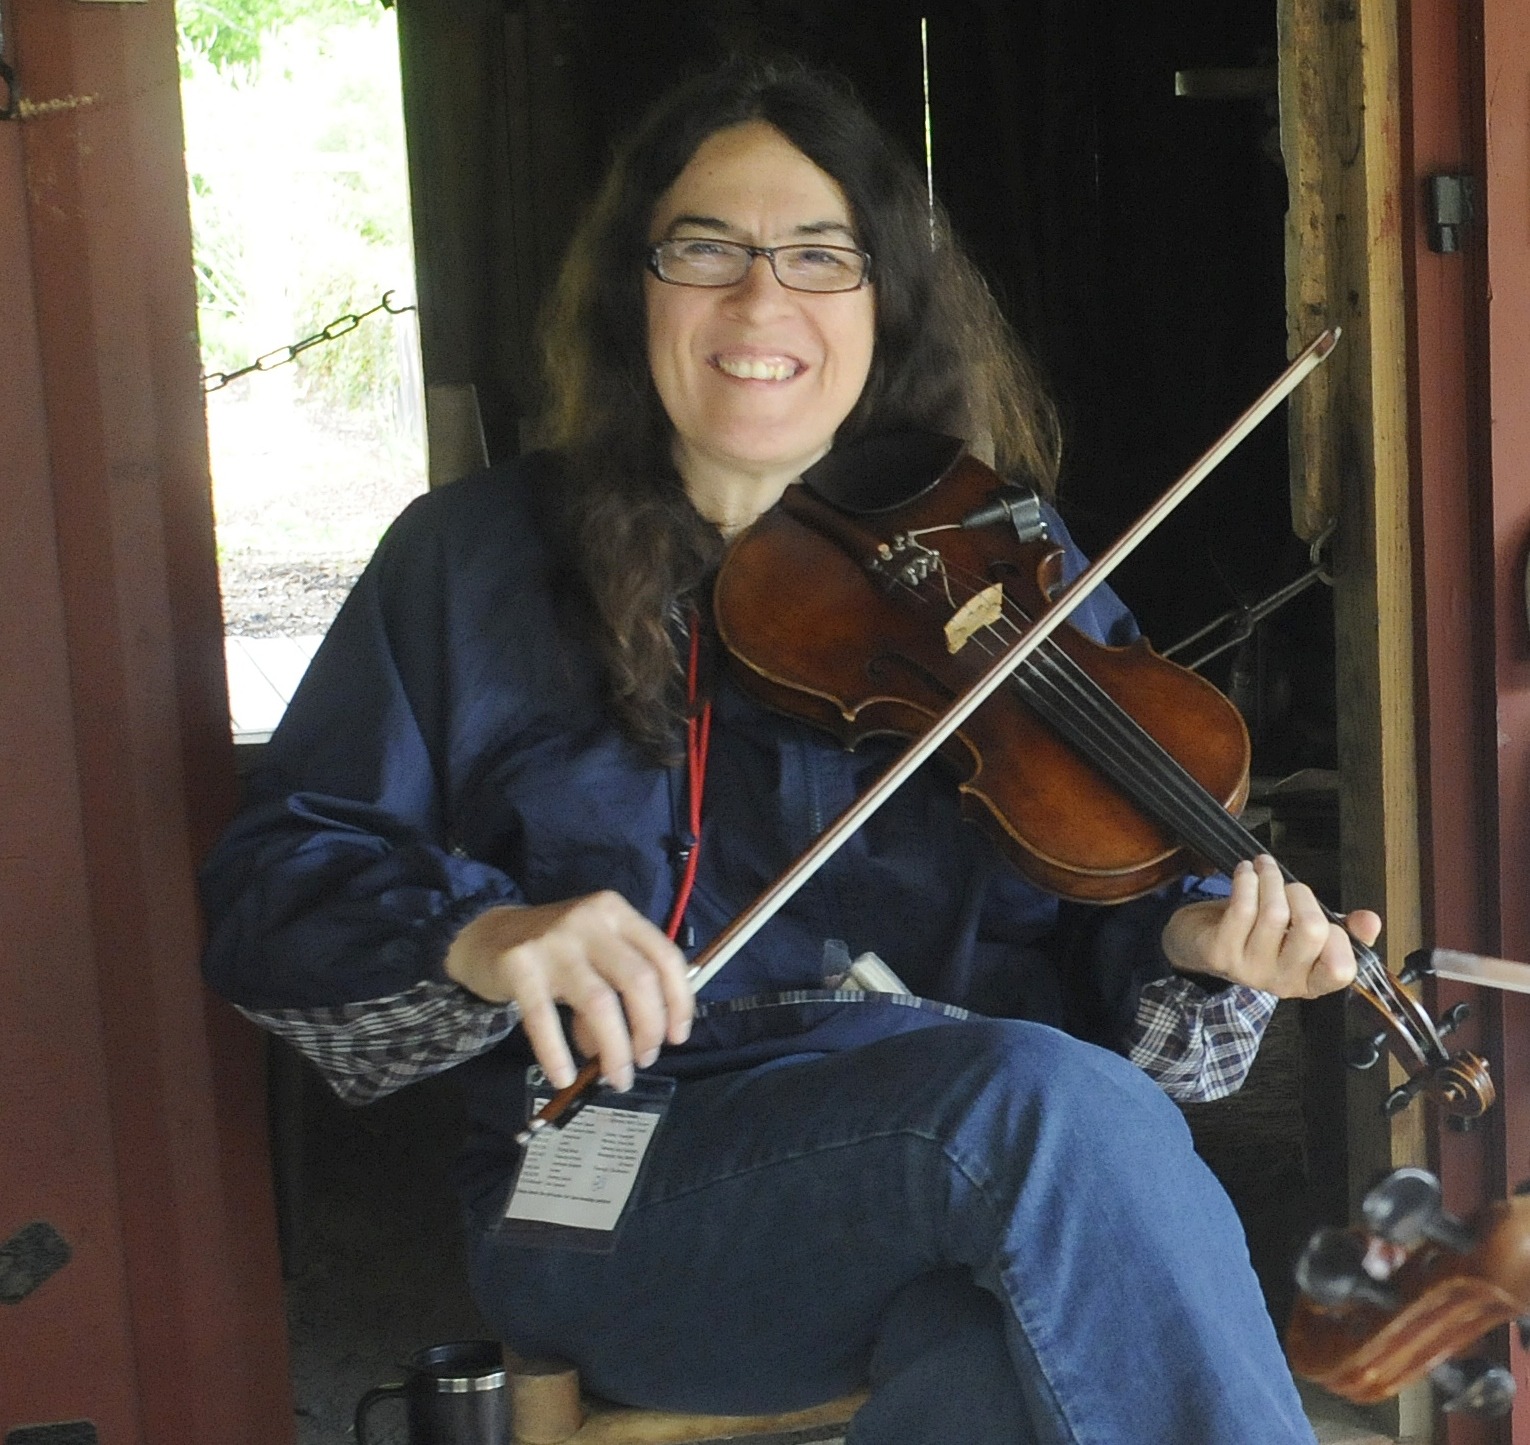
[239,980,521,1104]
[1125,974,1278,1102]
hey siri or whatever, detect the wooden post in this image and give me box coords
[1279,0,1428,1433]
[0,0,293,1437]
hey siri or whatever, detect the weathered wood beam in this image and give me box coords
[1280,0,1427,1432]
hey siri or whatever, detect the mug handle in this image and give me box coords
[354,1381,406,1445]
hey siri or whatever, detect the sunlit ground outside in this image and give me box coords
[179,0,426,733]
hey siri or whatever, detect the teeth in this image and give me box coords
[717,356,797,381]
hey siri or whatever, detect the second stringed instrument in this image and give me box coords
[1288,1167,1530,1414]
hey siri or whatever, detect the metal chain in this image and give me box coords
[202,289,417,393]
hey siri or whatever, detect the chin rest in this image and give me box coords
[504,1351,864,1444]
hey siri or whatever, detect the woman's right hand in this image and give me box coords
[444,893,693,1092]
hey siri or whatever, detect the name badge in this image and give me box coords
[497,1067,675,1253]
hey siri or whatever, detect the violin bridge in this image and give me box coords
[945,583,1005,654]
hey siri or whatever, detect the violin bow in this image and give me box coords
[1414,948,1530,995]
[516,327,1341,1144]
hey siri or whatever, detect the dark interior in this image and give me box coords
[403,0,1337,774]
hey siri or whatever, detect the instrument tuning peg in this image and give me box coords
[1362,1168,1477,1253]
[1437,1001,1472,1038]
[1400,949,1436,987]
[1431,1358,1516,1416]
[1295,1227,1400,1312]
[1347,1030,1388,1071]
[1384,1074,1430,1115]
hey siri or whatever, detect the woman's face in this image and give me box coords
[645,121,876,529]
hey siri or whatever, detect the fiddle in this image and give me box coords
[516,333,1491,1141]
[1287,1168,1530,1415]
[713,419,1492,1125]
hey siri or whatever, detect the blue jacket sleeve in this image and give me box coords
[200,489,524,1013]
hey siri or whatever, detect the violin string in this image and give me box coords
[975,601,1424,1037]
[995,611,1427,1043]
[920,563,1274,865]
[894,561,1435,1056]
[987,611,1430,1044]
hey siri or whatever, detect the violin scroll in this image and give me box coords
[1343,944,1495,1123]
[1286,1168,1530,1413]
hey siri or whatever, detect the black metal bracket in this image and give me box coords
[1426,174,1476,254]
[0,0,14,122]
[0,1220,71,1304]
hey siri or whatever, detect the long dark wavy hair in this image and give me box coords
[532,56,1060,759]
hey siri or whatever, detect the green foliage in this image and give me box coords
[290,274,401,414]
[180,6,417,418]
[187,170,248,377]
[176,0,379,74]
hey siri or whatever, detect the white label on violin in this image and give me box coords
[504,1100,662,1233]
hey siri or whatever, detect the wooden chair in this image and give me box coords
[504,1352,864,1445]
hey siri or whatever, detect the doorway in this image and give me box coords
[177,0,427,743]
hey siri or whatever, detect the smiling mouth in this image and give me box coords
[714,355,802,382]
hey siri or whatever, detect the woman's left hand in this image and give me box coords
[1160,854,1380,999]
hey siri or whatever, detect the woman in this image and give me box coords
[201,57,1376,1444]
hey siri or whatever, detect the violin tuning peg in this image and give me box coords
[1437,1001,1472,1037]
[1363,1168,1477,1253]
[1362,1168,1439,1243]
[1432,1358,1516,1416]
[1346,1031,1388,1071]
[1400,949,1436,987]
[1384,1074,1430,1115]
[1294,1227,1400,1312]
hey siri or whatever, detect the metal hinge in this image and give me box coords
[1426,174,1476,254]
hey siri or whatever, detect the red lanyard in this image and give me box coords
[663,611,712,943]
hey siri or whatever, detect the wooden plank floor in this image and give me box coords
[224,633,322,742]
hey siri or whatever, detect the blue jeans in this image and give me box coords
[468,1019,1316,1445]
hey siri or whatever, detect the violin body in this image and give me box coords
[715,450,1251,903]
[711,431,1492,1123]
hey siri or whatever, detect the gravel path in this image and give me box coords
[208,380,426,637]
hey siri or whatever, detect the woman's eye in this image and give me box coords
[793,248,853,272]
[674,239,733,259]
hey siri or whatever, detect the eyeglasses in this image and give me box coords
[647,238,873,293]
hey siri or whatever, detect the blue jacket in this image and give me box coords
[199,457,1210,1192]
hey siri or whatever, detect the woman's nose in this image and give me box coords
[726,253,792,310]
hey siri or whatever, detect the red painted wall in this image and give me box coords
[0,0,292,1439]
[1409,0,1530,1438]
[1483,0,1530,1427]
